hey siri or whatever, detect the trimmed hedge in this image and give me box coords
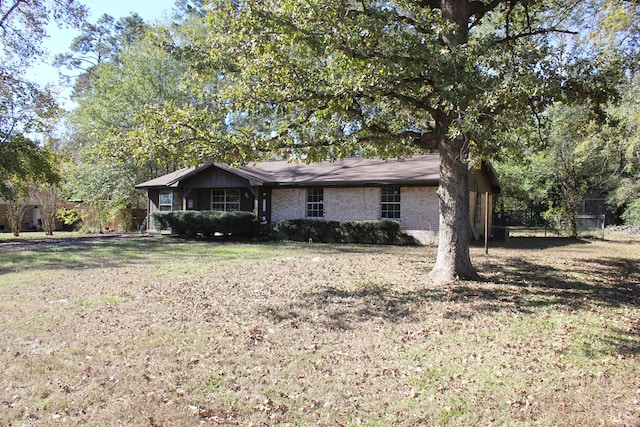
[273,219,419,245]
[152,210,258,238]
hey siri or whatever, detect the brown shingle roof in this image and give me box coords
[256,155,440,186]
[135,166,195,188]
[136,154,443,188]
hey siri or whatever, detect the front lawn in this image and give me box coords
[0,236,638,426]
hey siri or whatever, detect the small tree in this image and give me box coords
[6,196,27,236]
[3,174,33,237]
[34,183,63,235]
[63,160,138,233]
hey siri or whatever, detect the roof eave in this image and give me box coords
[266,179,440,187]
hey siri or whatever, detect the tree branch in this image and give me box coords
[0,0,29,30]
[495,27,578,44]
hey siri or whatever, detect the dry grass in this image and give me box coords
[0,235,639,426]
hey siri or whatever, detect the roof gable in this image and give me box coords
[135,166,195,188]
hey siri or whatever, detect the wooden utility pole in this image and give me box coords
[484,192,489,255]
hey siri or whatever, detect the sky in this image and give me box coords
[29,0,178,103]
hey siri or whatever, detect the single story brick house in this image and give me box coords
[135,154,501,244]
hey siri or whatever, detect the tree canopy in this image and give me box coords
[493,1,640,232]
[60,11,193,194]
[0,0,86,200]
[57,8,218,231]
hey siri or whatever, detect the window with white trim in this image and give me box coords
[159,191,173,211]
[211,189,241,211]
[381,187,401,220]
[306,188,324,218]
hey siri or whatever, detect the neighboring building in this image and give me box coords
[135,154,501,244]
[0,197,79,233]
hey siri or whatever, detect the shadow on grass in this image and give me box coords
[263,247,640,356]
[0,236,292,275]
[481,256,640,308]
[476,237,593,250]
[0,236,181,274]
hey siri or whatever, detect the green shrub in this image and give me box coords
[274,219,418,245]
[152,210,258,238]
[622,199,640,226]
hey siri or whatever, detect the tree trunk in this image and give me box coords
[429,137,479,284]
[427,0,483,283]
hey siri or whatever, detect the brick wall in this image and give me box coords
[324,187,380,221]
[271,188,306,224]
[401,186,439,244]
[271,186,440,244]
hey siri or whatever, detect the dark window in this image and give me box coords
[159,192,173,211]
[306,188,324,218]
[381,187,401,220]
[211,189,241,211]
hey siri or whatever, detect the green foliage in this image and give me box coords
[496,100,623,234]
[497,68,640,231]
[57,207,81,228]
[124,1,629,166]
[55,13,148,73]
[62,17,193,188]
[0,1,86,67]
[57,12,199,234]
[581,0,640,72]
[62,160,140,233]
[603,75,640,223]
[0,70,61,201]
[152,210,258,238]
[63,161,138,207]
[621,199,640,226]
[132,1,529,162]
[0,1,85,201]
[274,219,418,246]
[0,135,60,201]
